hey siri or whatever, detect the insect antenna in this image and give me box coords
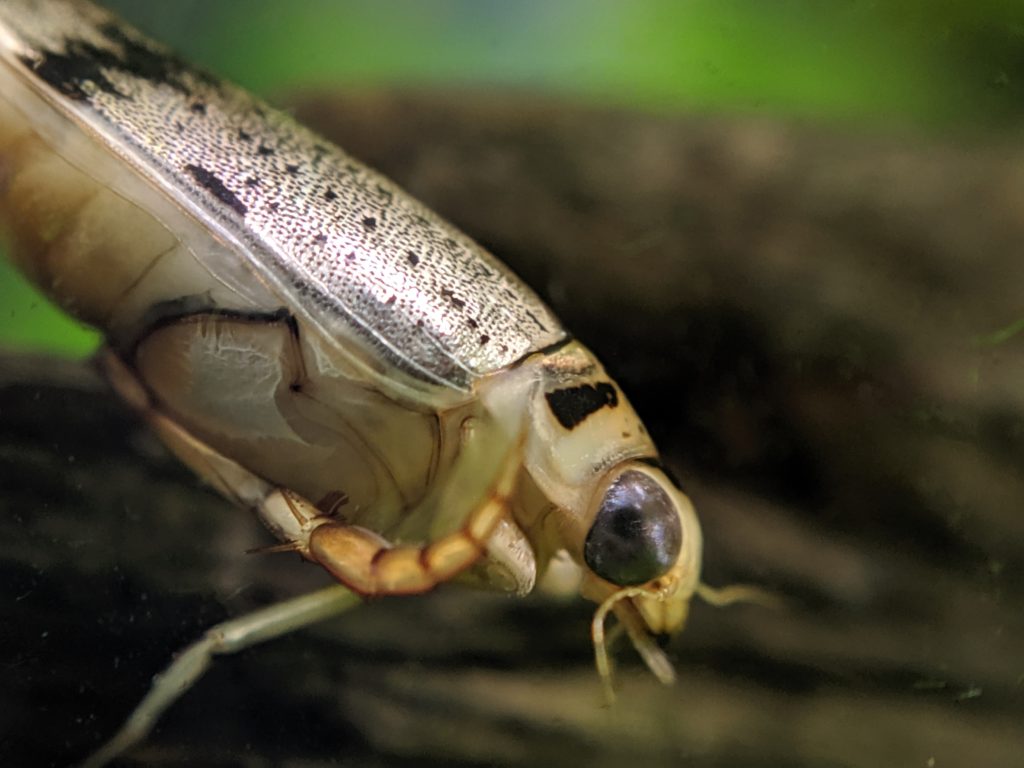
[696,582,784,610]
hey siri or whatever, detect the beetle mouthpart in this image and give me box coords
[591,586,677,707]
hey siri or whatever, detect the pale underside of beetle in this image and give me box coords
[0,1,761,764]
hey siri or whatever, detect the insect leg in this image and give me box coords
[306,443,517,595]
[305,408,528,597]
[80,584,360,768]
[103,348,525,597]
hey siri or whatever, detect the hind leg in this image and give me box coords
[80,584,360,768]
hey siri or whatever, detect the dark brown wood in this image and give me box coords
[2,91,1022,767]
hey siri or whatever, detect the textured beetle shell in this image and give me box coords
[0,0,565,390]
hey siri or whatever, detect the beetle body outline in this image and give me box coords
[0,1,722,762]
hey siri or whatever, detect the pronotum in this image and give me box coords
[0,1,762,764]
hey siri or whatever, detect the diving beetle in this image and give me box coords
[0,1,762,763]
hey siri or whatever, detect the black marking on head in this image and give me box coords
[406,251,420,266]
[183,164,247,215]
[362,216,378,231]
[545,382,619,430]
[190,101,206,114]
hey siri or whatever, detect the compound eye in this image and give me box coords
[583,469,682,586]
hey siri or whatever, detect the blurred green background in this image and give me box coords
[3,0,1024,357]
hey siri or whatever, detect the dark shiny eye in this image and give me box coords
[583,469,682,586]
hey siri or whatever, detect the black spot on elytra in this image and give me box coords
[440,288,466,310]
[286,163,300,176]
[385,295,397,306]
[313,233,327,245]
[257,144,274,157]
[97,23,191,87]
[361,216,377,231]
[20,20,212,102]
[324,188,338,202]
[267,201,280,213]
[406,251,420,266]
[237,128,252,142]
[345,252,356,263]
[545,382,619,430]
[467,318,479,329]
[190,101,206,114]
[244,177,260,188]
[479,334,491,346]
[102,22,220,88]
[184,164,247,215]
[21,48,124,101]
